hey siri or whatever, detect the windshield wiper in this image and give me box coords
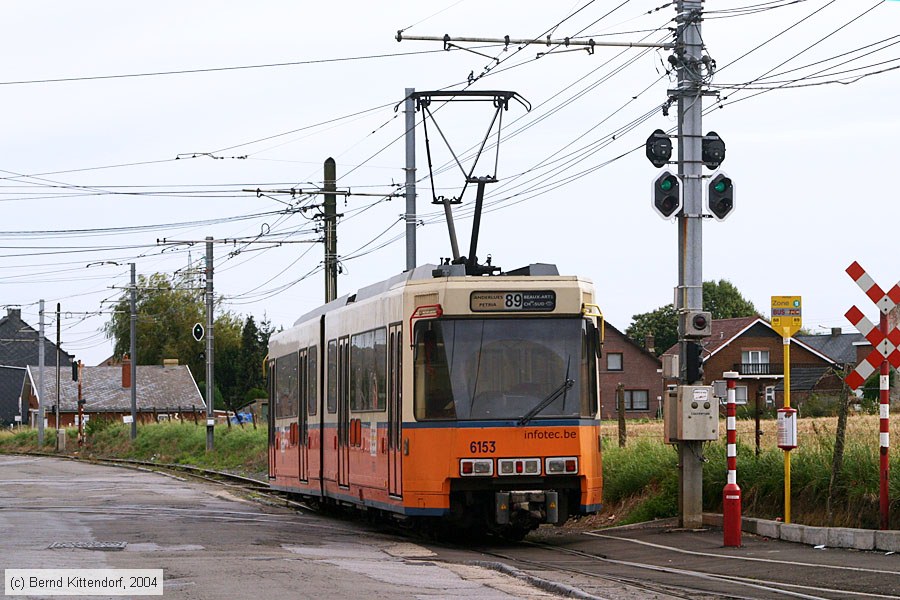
[518,360,573,426]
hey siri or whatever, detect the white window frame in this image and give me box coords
[741,350,769,364]
[607,352,623,372]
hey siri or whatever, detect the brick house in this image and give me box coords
[663,316,842,410]
[0,308,72,426]
[22,358,206,428]
[599,323,663,419]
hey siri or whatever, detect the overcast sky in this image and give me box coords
[1,0,898,366]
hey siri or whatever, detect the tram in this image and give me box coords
[267,262,604,539]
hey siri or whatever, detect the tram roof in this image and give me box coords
[291,262,566,326]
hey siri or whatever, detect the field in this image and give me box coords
[2,414,898,529]
[598,413,900,529]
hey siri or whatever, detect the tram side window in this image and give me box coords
[350,327,387,412]
[581,320,599,417]
[307,346,318,416]
[327,340,337,414]
[413,322,455,420]
[275,353,299,419]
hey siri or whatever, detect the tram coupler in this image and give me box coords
[495,492,510,525]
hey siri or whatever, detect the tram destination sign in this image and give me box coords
[470,291,556,312]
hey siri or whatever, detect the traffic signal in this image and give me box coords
[682,310,712,338]
[707,171,735,221]
[702,131,726,170]
[686,342,704,383]
[651,170,682,219]
[645,129,672,168]
[72,361,79,381]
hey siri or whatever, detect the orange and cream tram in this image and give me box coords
[268,262,603,539]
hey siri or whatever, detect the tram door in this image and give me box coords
[337,336,350,488]
[387,324,402,497]
[297,349,309,482]
[267,360,276,479]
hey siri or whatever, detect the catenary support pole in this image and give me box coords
[206,237,215,451]
[879,312,890,530]
[38,299,45,446]
[56,303,61,447]
[676,0,705,529]
[130,263,137,440]
[723,371,742,547]
[324,158,338,303]
[404,88,417,272]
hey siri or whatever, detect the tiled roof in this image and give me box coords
[775,366,833,392]
[26,365,205,412]
[0,310,72,368]
[795,332,866,366]
[661,316,760,357]
[605,322,662,365]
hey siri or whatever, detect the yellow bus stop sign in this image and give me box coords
[771,296,802,337]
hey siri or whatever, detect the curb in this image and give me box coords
[702,513,900,552]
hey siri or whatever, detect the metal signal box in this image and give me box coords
[665,385,719,442]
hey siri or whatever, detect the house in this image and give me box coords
[795,327,868,369]
[22,357,206,428]
[663,316,843,409]
[0,308,72,426]
[599,323,663,419]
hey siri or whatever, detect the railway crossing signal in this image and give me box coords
[702,131,726,170]
[707,172,735,221]
[645,129,672,168]
[843,261,900,532]
[651,170,682,219]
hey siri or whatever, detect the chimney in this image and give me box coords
[163,358,179,367]
[122,354,132,389]
[644,335,655,354]
[7,307,20,321]
[831,327,842,337]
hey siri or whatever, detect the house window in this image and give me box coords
[607,352,623,371]
[735,386,748,405]
[741,350,770,375]
[624,390,649,411]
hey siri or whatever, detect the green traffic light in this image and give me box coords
[713,177,731,193]
[660,177,674,191]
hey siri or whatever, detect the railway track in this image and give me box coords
[466,531,900,600]
[10,452,899,600]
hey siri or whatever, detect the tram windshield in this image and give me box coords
[414,318,598,421]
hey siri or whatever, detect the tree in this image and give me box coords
[104,272,243,391]
[625,304,678,356]
[626,279,757,355]
[703,279,758,319]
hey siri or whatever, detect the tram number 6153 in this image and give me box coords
[470,441,496,454]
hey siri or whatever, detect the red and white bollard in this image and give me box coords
[723,371,741,547]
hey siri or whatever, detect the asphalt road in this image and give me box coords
[0,455,559,600]
[4,455,899,600]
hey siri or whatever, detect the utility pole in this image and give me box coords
[675,0,706,530]
[130,263,137,440]
[324,158,338,302]
[38,299,45,446]
[55,302,61,450]
[205,237,215,451]
[404,87,417,271]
